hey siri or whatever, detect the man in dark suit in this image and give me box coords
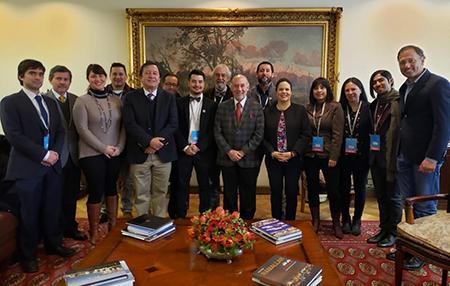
[0,59,75,273]
[214,74,264,219]
[162,72,182,98]
[170,69,216,218]
[104,62,135,220]
[248,61,277,110]
[44,65,86,241]
[204,64,233,209]
[123,61,178,217]
[387,45,450,270]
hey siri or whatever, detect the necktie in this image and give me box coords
[277,112,288,152]
[35,95,48,125]
[190,96,201,102]
[58,95,65,103]
[235,102,242,125]
[148,93,156,101]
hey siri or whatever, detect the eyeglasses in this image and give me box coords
[164,82,178,87]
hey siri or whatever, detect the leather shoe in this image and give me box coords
[386,252,396,261]
[65,230,88,241]
[404,256,425,271]
[46,245,76,257]
[351,220,361,236]
[367,230,387,244]
[342,222,351,234]
[377,234,396,248]
[21,259,39,273]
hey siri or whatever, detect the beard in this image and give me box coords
[258,77,271,85]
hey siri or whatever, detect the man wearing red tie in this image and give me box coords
[214,75,264,219]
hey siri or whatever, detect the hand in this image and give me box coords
[104,145,116,158]
[144,146,156,154]
[42,151,59,166]
[227,149,243,162]
[184,145,196,156]
[111,146,121,157]
[419,159,436,173]
[150,137,166,151]
[328,159,337,168]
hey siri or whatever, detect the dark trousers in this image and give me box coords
[371,165,396,234]
[222,165,258,219]
[61,156,81,233]
[208,162,221,209]
[265,156,302,220]
[304,157,340,213]
[172,153,211,218]
[339,155,369,222]
[79,155,121,204]
[15,169,63,260]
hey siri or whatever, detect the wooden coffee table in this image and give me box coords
[76,219,343,285]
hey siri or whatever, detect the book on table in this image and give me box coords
[251,218,302,245]
[64,260,135,286]
[125,214,173,236]
[252,255,322,286]
[121,224,176,242]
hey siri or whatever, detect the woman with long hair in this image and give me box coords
[304,77,345,238]
[338,77,371,236]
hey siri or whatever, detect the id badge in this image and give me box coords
[370,134,381,151]
[190,130,199,144]
[345,138,358,154]
[312,136,324,152]
[43,132,49,150]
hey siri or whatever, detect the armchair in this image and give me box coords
[395,193,449,286]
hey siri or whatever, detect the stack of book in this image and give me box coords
[64,260,134,286]
[121,214,175,242]
[251,218,302,245]
[252,255,322,286]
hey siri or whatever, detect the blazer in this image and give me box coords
[204,86,233,106]
[262,103,311,157]
[0,90,65,180]
[174,95,216,154]
[305,101,344,161]
[123,88,178,164]
[248,84,277,110]
[44,90,79,166]
[399,69,450,164]
[214,97,264,168]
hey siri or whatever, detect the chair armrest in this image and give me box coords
[405,194,449,224]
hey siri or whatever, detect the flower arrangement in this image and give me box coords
[188,207,256,257]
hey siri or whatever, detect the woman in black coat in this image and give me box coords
[338,77,371,236]
[263,78,311,220]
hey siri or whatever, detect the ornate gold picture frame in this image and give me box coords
[126,8,342,102]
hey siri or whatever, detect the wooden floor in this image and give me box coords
[76,189,379,221]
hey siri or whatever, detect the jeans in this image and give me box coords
[391,153,441,223]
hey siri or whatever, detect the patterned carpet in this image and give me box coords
[318,221,449,286]
[1,220,448,286]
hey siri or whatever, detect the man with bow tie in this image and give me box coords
[214,74,264,219]
[204,64,233,209]
[170,69,216,218]
[0,59,75,273]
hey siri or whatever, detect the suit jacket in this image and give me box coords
[204,86,233,106]
[249,84,277,110]
[123,88,178,164]
[262,103,311,157]
[0,90,65,180]
[174,95,216,155]
[214,97,264,168]
[399,69,450,164]
[44,90,79,166]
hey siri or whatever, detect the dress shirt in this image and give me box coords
[188,94,203,144]
[233,96,248,110]
[143,88,157,100]
[52,89,67,102]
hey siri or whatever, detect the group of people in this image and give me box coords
[0,44,449,273]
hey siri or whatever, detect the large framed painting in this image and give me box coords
[126,8,342,104]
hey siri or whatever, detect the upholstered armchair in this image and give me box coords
[395,193,450,286]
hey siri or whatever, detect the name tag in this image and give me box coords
[190,130,199,144]
[312,136,324,152]
[370,134,381,151]
[43,131,49,150]
[345,138,358,154]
